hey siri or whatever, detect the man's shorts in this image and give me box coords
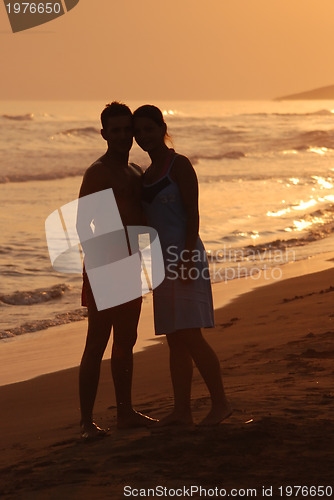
[81,270,142,313]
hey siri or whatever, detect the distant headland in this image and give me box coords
[275,84,334,101]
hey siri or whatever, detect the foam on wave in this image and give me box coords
[213,218,334,257]
[0,308,87,339]
[1,113,34,121]
[190,151,246,164]
[0,284,70,306]
[0,170,83,184]
[57,126,99,137]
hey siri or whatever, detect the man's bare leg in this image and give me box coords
[112,298,158,429]
[79,307,112,437]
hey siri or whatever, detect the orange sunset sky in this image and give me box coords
[1,0,334,100]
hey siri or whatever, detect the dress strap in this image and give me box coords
[128,162,142,174]
[165,151,179,178]
[156,149,174,179]
[143,150,178,186]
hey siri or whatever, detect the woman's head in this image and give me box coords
[133,105,172,152]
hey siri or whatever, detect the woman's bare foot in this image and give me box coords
[117,410,158,429]
[198,404,233,426]
[155,410,193,427]
[80,422,109,441]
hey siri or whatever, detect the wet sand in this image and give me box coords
[0,260,334,499]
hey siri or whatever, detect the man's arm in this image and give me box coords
[79,162,106,198]
[129,163,146,226]
[77,162,107,264]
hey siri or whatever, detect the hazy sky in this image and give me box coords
[1,0,334,100]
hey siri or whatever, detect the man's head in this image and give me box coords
[100,101,132,129]
[100,102,133,154]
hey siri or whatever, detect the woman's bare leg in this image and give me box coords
[183,328,232,425]
[159,328,231,425]
[157,331,194,425]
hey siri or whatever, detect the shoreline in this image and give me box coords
[0,251,334,387]
[0,254,334,497]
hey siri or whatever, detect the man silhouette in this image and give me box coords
[78,102,156,439]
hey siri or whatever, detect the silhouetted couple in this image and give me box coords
[78,102,231,440]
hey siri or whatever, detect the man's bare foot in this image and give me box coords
[155,410,193,427]
[198,404,233,426]
[80,422,109,441]
[117,410,158,429]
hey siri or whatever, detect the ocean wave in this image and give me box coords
[307,109,334,116]
[57,126,100,137]
[198,174,244,184]
[208,205,334,260]
[1,113,34,121]
[276,109,334,117]
[239,109,334,118]
[296,129,334,142]
[231,223,334,256]
[0,284,70,306]
[0,246,15,255]
[0,308,87,339]
[198,172,305,184]
[278,129,334,153]
[0,170,83,184]
[243,226,334,254]
[191,151,246,164]
[166,109,334,121]
[208,229,334,264]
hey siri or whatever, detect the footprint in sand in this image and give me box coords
[218,317,240,329]
[301,348,334,359]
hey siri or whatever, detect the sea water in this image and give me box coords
[1,100,334,338]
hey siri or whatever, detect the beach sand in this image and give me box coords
[0,257,334,499]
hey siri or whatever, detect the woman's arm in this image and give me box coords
[171,154,199,254]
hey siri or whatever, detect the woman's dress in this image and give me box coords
[142,153,214,335]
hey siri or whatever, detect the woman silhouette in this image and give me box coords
[134,105,231,425]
